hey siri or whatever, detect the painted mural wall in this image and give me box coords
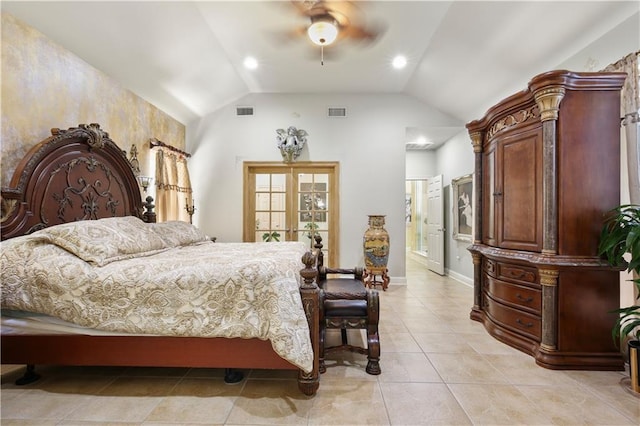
[1,13,185,188]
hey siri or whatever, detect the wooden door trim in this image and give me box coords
[243,162,339,266]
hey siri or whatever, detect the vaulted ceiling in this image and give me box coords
[4,1,638,138]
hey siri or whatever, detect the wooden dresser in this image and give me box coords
[466,70,627,370]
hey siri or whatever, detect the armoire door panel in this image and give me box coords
[497,129,542,251]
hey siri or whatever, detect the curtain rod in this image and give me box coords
[149,138,191,158]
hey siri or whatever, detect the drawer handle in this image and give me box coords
[516,318,533,328]
[516,293,533,303]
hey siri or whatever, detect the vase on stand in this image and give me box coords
[363,215,390,290]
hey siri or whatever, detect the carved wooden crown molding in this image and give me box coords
[487,105,538,140]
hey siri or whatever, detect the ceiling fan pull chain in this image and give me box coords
[321,45,325,66]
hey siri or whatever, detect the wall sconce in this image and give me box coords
[137,176,153,193]
[185,197,196,224]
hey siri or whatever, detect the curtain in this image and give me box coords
[603,51,640,204]
[155,149,193,223]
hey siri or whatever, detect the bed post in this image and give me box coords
[142,195,157,223]
[298,251,320,396]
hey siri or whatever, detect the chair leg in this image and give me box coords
[340,328,348,345]
[365,289,381,375]
[366,327,381,375]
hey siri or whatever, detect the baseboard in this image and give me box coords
[445,268,473,287]
[388,276,407,285]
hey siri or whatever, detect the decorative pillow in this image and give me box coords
[36,216,168,266]
[148,221,211,247]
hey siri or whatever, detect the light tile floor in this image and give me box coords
[1,258,639,425]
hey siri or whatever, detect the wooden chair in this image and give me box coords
[314,237,381,375]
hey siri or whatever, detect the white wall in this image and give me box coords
[187,93,460,280]
[434,131,475,283]
[406,149,437,179]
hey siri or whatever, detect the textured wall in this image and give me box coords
[1,13,185,187]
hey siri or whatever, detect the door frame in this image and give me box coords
[243,161,340,266]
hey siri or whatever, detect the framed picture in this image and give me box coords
[452,174,473,242]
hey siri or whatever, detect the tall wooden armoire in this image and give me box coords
[466,70,627,370]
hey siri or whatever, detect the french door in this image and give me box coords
[243,162,339,266]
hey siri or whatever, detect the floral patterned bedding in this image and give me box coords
[1,217,313,372]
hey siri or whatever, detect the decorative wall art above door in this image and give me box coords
[276,126,308,163]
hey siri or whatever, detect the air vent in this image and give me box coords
[405,143,433,151]
[236,106,254,116]
[327,107,346,117]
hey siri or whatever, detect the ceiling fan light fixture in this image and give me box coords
[307,17,339,46]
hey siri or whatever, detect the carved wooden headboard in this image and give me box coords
[1,123,154,240]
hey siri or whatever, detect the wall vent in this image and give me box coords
[327,107,347,117]
[236,106,254,116]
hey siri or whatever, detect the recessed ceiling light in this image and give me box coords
[392,55,407,69]
[243,56,258,70]
[416,136,430,145]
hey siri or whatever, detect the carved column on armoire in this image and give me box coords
[539,268,559,350]
[533,86,565,255]
[469,130,484,313]
[532,86,565,354]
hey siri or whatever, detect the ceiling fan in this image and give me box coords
[287,0,384,65]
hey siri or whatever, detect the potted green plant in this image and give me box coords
[303,222,319,248]
[261,231,280,242]
[598,203,640,393]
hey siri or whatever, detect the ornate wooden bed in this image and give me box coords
[0,124,320,395]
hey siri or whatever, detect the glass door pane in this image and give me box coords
[297,172,329,256]
[254,173,289,242]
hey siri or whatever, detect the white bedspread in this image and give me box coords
[1,217,313,372]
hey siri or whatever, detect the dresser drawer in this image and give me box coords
[485,297,541,340]
[486,275,541,314]
[483,258,497,278]
[496,262,537,285]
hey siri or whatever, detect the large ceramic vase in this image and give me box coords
[363,215,390,275]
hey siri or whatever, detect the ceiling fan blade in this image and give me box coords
[340,22,385,43]
[269,26,308,44]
